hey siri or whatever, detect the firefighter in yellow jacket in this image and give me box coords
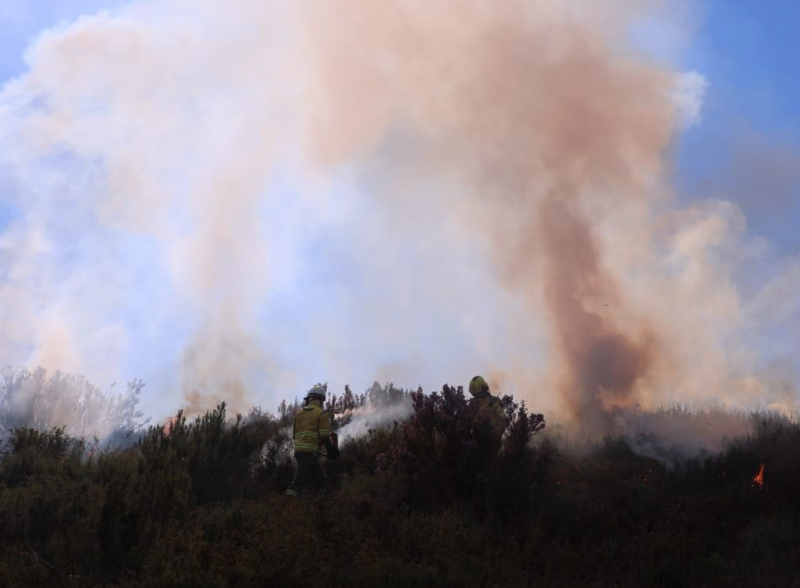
[286,384,339,497]
[468,375,506,454]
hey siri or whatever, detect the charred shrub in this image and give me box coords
[377,385,548,517]
[138,403,277,504]
[376,385,482,508]
[0,426,85,487]
[492,398,551,520]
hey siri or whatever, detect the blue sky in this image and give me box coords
[0,1,124,81]
[674,1,800,253]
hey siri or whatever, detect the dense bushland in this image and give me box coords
[1,383,798,588]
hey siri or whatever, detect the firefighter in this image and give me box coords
[285,383,339,497]
[468,375,506,521]
[468,375,506,453]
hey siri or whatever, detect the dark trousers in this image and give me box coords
[286,452,328,496]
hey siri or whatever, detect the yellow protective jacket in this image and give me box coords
[292,400,331,456]
[470,392,506,432]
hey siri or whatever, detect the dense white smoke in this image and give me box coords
[0,0,797,437]
[336,400,414,449]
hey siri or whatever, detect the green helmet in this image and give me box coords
[306,383,327,402]
[469,375,489,397]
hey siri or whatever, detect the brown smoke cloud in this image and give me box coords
[0,0,796,432]
[290,0,689,428]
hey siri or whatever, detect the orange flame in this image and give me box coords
[163,417,178,437]
[753,463,765,487]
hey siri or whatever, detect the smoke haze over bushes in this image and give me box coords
[0,1,798,433]
[328,383,415,448]
[0,366,146,443]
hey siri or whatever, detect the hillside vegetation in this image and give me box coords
[1,383,798,588]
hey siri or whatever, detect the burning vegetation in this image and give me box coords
[1,381,799,587]
[753,463,765,488]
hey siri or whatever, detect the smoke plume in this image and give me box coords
[0,0,797,434]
